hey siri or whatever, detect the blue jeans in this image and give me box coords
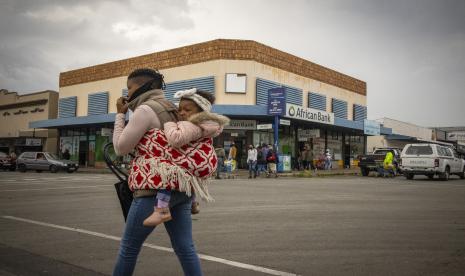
[216,157,224,178]
[113,192,202,276]
[248,160,257,177]
[256,164,266,176]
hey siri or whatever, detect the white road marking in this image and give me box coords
[0,185,112,192]
[2,215,298,276]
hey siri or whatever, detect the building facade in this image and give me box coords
[0,89,58,155]
[31,39,390,169]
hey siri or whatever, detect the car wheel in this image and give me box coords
[35,170,43,173]
[67,168,75,173]
[18,164,27,172]
[405,173,414,180]
[460,167,465,179]
[361,167,369,176]
[49,165,58,173]
[428,175,434,179]
[440,167,450,181]
[9,166,16,171]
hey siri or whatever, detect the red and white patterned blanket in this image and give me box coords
[128,128,217,201]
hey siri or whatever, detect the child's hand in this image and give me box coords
[116,97,129,114]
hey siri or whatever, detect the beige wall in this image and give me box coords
[59,60,367,119]
[0,91,58,138]
[377,118,432,140]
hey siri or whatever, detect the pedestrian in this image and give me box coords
[266,147,278,178]
[301,146,309,170]
[228,142,237,171]
[247,144,257,178]
[325,149,332,170]
[256,145,266,176]
[144,88,229,225]
[261,143,269,173]
[215,145,226,179]
[62,149,70,160]
[112,68,204,276]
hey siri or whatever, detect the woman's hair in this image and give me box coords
[128,68,165,89]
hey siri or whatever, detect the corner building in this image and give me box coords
[31,39,388,168]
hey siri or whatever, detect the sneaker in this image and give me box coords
[191,202,200,215]
[143,207,172,227]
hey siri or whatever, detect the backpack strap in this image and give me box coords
[143,99,179,130]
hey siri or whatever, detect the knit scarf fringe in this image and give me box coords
[133,157,214,202]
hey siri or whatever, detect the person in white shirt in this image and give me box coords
[247,144,258,178]
[325,149,332,170]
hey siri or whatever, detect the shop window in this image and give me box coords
[225,73,247,93]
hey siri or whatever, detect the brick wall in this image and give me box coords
[60,39,366,95]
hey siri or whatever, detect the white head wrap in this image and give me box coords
[174,88,212,112]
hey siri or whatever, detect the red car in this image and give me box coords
[0,152,16,171]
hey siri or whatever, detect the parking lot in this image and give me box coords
[1,172,465,275]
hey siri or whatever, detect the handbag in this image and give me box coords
[104,143,133,221]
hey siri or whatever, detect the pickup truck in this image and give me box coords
[400,143,465,180]
[358,148,402,176]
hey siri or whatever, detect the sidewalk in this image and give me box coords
[77,166,361,178]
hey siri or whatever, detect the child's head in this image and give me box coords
[175,88,215,120]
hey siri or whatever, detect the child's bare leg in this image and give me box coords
[191,194,200,215]
[143,190,172,226]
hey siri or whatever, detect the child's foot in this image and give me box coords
[191,202,200,214]
[143,207,172,226]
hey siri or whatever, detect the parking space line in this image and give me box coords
[1,215,298,276]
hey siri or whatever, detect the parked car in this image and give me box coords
[358,147,402,176]
[0,152,16,171]
[16,152,79,173]
[400,143,465,180]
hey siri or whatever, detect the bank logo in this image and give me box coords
[288,106,296,116]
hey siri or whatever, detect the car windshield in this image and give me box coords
[45,153,59,160]
[405,145,433,155]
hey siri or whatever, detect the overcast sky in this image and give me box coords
[1,0,464,127]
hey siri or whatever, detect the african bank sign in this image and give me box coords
[285,104,334,125]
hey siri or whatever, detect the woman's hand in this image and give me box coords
[116,97,129,114]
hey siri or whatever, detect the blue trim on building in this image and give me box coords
[332,98,348,119]
[308,92,326,111]
[256,78,302,106]
[88,92,109,116]
[353,104,367,122]
[334,117,363,130]
[58,96,77,118]
[381,126,392,135]
[385,134,416,140]
[31,104,393,134]
[165,76,215,101]
[30,113,116,129]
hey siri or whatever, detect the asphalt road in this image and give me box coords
[1,171,465,276]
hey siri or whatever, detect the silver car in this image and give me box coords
[17,152,79,173]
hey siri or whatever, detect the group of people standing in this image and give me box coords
[246,143,279,178]
[298,146,332,171]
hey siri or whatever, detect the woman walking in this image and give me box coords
[112,68,203,276]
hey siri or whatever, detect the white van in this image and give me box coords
[400,143,465,180]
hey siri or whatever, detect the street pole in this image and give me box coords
[274,115,279,153]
